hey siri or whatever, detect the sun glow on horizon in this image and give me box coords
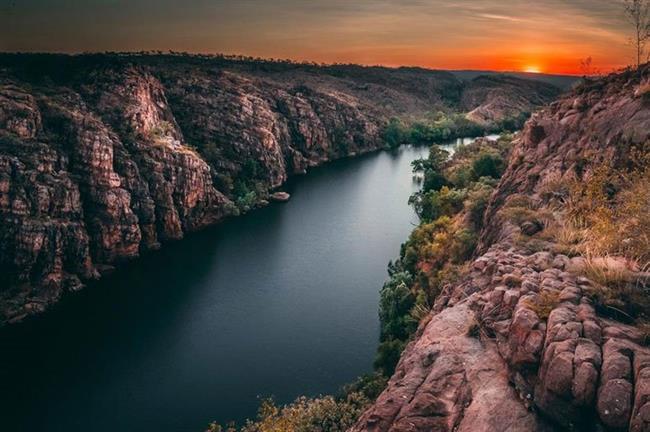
[523,65,542,73]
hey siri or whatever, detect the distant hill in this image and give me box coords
[451,69,580,90]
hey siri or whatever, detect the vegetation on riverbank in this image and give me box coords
[206,374,387,432]
[381,112,524,149]
[375,136,513,374]
[206,135,514,431]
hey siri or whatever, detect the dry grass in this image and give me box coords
[581,255,636,287]
[635,80,650,98]
[562,150,649,261]
[409,302,431,323]
[523,290,561,320]
[534,213,585,256]
[577,254,650,323]
[499,195,555,231]
[636,321,650,346]
[537,176,571,208]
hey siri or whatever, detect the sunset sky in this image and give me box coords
[0,0,636,74]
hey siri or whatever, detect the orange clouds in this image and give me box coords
[0,0,636,74]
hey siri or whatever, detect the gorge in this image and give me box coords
[1,143,432,431]
[0,53,561,324]
[4,54,649,432]
[352,64,650,432]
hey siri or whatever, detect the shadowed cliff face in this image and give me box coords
[0,54,560,325]
[353,66,650,431]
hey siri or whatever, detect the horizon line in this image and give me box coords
[0,50,591,77]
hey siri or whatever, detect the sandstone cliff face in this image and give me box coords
[353,67,650,431]
[0,54,559,325]
[0,61,384,324]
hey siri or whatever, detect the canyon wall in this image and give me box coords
[352,66,650,431]
[0,54,559,324]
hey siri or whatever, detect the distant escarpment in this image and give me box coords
[353,65,650,431]
[0,54,560,324]
[462,75,562,126]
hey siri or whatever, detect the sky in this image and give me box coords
[0,0,636,74]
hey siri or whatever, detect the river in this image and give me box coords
[0,139,486,432]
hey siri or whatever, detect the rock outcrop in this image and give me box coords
[0,53,560,325]
[353,66,650,431]
[462,75,560,126]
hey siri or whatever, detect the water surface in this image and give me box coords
[1,137,496,431]
[1,144,444,432]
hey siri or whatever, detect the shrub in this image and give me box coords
[465,181,496,229]
[374,338,407,375]
[342,373,388,401]
[449,229,478,264]
[411,146,449,174]
[542,219,585,256]
[401,217,453,273]
[200,141,222,162]
[565,149,650,261]
[410,186,467,222]
[497,112,530,132]
[635,80,650,98]
[207,393,370,432]
[378,271,416,341]
[411,146,450,193]
[382,118,408,149]
[613,167,650,260]
[445,138,512,188]
[393,113,487,145]
[148,121,175,143]
[236,191,258,212]
[498,195,555,232]
[471,152,505,179]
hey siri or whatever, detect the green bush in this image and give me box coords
[208,393,370,432]
[407,114,486,145]
[409,186,467,222]
[412,146,450,193]
[374,338,407,376]
[343,373,389,401]
[465,180,496,229]
[471,152,505,179]
[378,271,416,341]
[382,118,408,149]
[379,112,489,148]
[497,112,530,132]
[236,191,258,212]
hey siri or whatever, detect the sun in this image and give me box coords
[523,65,542,74]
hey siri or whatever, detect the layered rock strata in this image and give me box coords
[0,54,560,324]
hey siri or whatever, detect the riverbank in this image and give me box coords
[0,54,561,325]
[352,65,650,432]
[208,134,515,431]
[0,145,433,431]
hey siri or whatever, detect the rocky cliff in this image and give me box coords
[352,66,650,431]
[462,75,561,125]
[0,54,560,325]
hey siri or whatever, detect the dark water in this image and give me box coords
[1,144,448,432]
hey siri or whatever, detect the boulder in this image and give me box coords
[270,191,291,203]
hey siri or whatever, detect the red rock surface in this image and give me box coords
[353,66,650,431]
[0,54,559,325]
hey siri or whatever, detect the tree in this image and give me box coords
[624,0,650,67]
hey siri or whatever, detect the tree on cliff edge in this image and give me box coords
[624,0,650,66]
